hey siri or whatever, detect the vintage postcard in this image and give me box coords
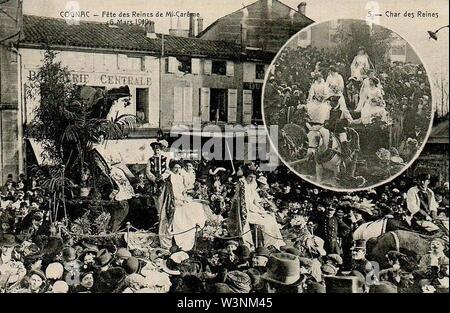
[0,0,448,301]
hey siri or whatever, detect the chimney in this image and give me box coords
[298,2,306,15]
[197,16,204,35]
[189,13,196,37]
[144,20,157,39]
[266,0,273,19]
[241,21,248,52]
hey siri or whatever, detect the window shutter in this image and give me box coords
[173,87,184,123]
[200,88,210,122]
[183,87,193,123]
[191,58,200,75]
[243,62,256,82]
[227,89,238,123]
[243,90,253,125]
[226,61,235,77]
[204,60,212,75]
[168,57,179,73]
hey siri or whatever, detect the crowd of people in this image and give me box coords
[263,45,432,187]
[1,140,448,293]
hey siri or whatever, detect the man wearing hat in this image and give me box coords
[62,247,82,287]
[350,239,374,281]
[261,253,303,293]
[146,141,169,188]
[93,248,127,293]
[12,269,47,293]
[315,204,350,255]
[146,141,169,219]
[250,246,271,274]
[0,235,26,292]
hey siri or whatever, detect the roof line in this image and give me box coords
[197,0,314,38]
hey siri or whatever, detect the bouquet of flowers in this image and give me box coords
[290,215,308,228]
[376,148,391,162]
[201,215,227,241]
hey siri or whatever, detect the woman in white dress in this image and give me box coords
[350,47,371,82]
[306,72,331,125]
[168,162,210,251]
[326,65,348,111]
[240,170,285,250]
[359,78,389,125]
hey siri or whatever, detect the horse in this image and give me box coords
[366,229,449,269]
[306,126,360,184]
[353,217,412,241]
[354,216,449,242]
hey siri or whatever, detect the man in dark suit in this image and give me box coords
[315,203,351,255]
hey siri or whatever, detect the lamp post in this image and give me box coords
[427,25,449,40]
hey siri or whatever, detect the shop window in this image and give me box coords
[256,64,265,80]
[136,88,149,123]
[212,60,227,75]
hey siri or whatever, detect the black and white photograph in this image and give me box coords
[0,0,448,301]
[263,19,434,191]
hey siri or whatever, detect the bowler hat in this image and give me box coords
[97,248,113,266]
[29,269,47,281]
[261,253,302,286]
[62,247,77,262]
[123,257,141,274]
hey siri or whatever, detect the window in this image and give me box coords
[136,88,149,123]
[210,89,228,122]
[212,60,227,75]
[177,56,192,74]
[256,64,265,80]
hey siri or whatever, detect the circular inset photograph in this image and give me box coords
[263,19,434,191]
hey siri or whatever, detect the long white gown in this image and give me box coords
[306,80,331,125]
[241,178,285,250]
[170,172,208,251]
[350,54,370,81]
[358,86,388,125]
